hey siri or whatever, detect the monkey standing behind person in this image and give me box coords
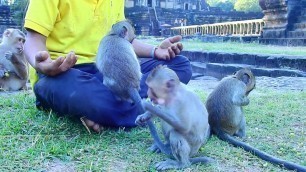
[205,68,306,172]
[136,65,213,170]
[95,20,167,150]
[0,28,28,91]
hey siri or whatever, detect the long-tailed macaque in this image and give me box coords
[135,65,213,170]
[206,68,306,172]
[0,28,28,91]
[96,20,139,102]
[95,20,166,149]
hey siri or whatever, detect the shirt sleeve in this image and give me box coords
[24,0,60,37]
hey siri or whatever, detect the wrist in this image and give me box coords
[150,46,158,59]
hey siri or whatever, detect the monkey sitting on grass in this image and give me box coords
[0,28,28,91]
[136,65,214,170]
[206,68,306,172]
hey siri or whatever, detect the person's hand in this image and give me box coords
[154,35,184,60]
[34,51,77,76]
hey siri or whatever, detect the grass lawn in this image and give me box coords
[140,37,306,57]
[0,87,305,172]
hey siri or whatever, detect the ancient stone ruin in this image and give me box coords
[259,0,306,46]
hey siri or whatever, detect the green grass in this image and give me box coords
[140,37,306,56]
[0,88,305,171]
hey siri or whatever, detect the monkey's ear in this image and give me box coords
[241,74,250,85]
[3,29,12,37]
[119,26,128,38]
[166,79,176,92]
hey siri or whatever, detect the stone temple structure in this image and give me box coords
[259,0,306,46]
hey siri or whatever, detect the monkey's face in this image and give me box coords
[3,29,25,54]
[14,34,25,54]
[147,81,168,105]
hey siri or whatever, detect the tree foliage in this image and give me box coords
[215,1,235,11]
[10,0,29,27]
[206,0,261,12]
[234,0,261,12]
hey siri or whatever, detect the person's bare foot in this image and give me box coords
[80,117,102,133]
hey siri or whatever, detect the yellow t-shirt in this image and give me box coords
[24,0,125,85]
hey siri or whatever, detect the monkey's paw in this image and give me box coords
[0,69,9,78]
[5,51,13,60]
[135,114,149,126]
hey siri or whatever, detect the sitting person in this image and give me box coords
[23,0,192,132]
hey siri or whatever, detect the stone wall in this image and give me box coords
[125,7,263,36]
[0,5,18,34]
[259,0,306,46]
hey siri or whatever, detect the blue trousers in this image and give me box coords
[34,55,192,128]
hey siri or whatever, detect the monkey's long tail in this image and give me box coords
[146,120,172,156]
[218,132,306,172]
[190,156,215,165]
[129,88,172,156]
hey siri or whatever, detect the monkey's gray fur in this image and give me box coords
[96,20,140,101]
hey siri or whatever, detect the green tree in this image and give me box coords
[216,1,234,11]
[206,0,221,7]
[234,0,261,12]
[207,0,236,7]
[10,0,29,28]
[206,0,237,11]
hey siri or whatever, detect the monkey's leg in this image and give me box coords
[1,75,26,91]
[234,115,246,138]
[156,131,191,170]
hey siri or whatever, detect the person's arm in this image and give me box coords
[24,29,77,76]
[132,35,183,60]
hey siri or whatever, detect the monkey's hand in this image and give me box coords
[5,51,13,61]
[0,68,9,78]
[135,111,152,126]
[233,94,250,106]
[155,35,183,60]
[35,51,77,76]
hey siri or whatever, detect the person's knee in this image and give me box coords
[174,55,192,84]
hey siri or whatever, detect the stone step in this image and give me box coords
[259,38,306,46]
[297,15,306,23]
[191,62,306,79]
[287,30,306,38]
[293,22,306,30]
[183,51,306,71]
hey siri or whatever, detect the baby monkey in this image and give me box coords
[136,65,213,170]
[0,28,28,91]
[206,68,306,172]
